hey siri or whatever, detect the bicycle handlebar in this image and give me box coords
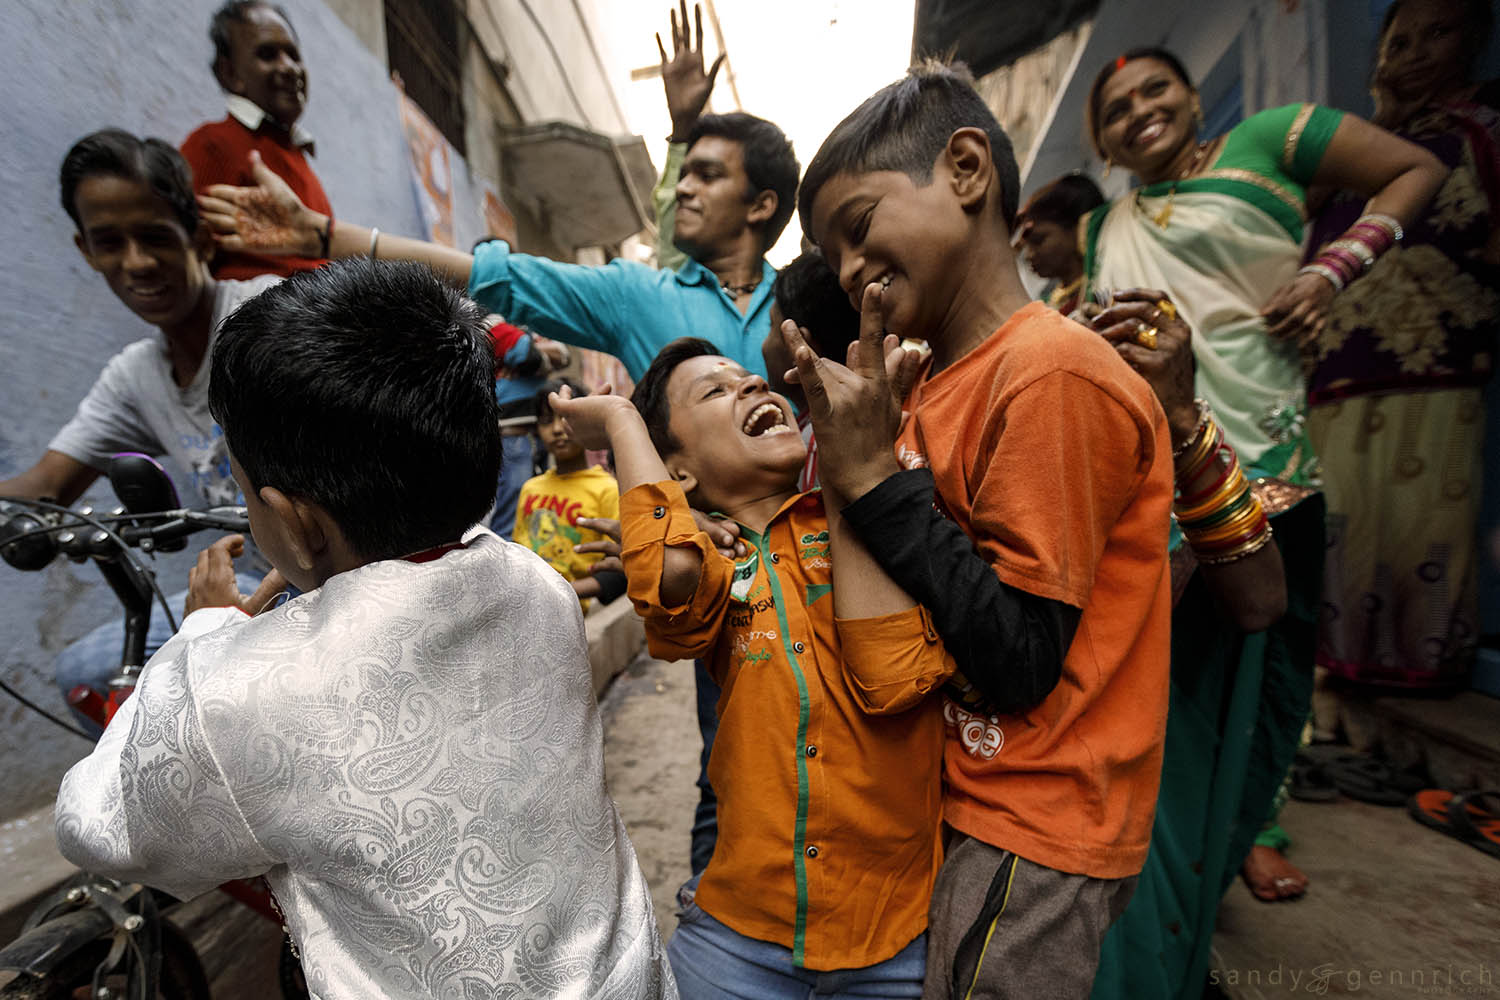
[0,498,250,571]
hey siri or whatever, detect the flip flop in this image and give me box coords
[1323,752,1426,806]
[1288,752,1339,802]
[1407,789,1500,860]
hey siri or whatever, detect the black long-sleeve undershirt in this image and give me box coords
[841,468,1080,715]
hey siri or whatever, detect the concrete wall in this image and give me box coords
[0,0,496,819]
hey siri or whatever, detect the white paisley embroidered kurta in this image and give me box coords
[55,530,675,1000]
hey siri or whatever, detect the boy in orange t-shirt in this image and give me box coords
[786,63,1174,1000]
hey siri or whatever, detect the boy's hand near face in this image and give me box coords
[185,535,287,617]
[546,384,638,451]
[782,282,923,506]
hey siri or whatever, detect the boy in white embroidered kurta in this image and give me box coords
[54,259,674,1000]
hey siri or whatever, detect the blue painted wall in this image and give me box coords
[0,0,490,816]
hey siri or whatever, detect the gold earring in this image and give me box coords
[1103,158,1113,179]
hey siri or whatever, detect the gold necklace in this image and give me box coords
[1146,141,1208,229]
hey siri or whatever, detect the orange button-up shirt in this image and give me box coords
[621,481,953,970]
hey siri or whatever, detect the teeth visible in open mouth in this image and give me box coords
[1137,122,1165,144]
[880,274,892,289]
[742,402,791,437]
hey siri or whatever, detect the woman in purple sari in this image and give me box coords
[1306,0,1500,697]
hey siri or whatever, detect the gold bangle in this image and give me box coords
[1197,523,1276,564]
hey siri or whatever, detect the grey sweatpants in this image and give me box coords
[922,833,1137,1000]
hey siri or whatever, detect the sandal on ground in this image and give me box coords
[1407,789,1500,860]
[1323,752,1426,806]
[1288,752,1340,802]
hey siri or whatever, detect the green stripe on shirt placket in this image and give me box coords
[751,529,813,965]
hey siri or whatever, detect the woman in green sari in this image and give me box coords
[1081,48,1448,1000]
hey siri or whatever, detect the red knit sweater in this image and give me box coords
[181,116,332,280]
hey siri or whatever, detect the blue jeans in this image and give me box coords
[489,433,537,539]
[667,876,926,999]
[55,573,264,736]
[691,659,721,874]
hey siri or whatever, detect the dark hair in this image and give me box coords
[772,251,860,359]
[798,61,1021,237]
[60,129,199,236]
[535,376,589,421]
[688,113,801,250]
[210,0,297,81]
[1017,173,1106,230]
[630,338,718,458]
[1379,0,1492,82]
[1085,48,1196,158]
[209,258,501,561]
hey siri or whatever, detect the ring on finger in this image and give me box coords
[1135,324,1159,350]
[1156,299,1178,322]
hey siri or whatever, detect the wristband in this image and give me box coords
[369,227,381,259]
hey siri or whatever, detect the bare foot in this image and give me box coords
[1241,844,1308,902]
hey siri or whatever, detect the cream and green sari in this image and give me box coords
[1083,102,1343,485]
[1087,103,1341,1000]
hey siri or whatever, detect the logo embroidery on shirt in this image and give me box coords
[944,700,1005,760]
[729,552,760,603]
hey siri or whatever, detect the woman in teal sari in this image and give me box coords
[1080,48,1448,1000]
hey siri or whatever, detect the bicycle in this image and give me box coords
[0,454,307,1000]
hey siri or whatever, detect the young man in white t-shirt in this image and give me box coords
[0,129,282,723]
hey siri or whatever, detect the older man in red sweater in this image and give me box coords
[182,1,331,279]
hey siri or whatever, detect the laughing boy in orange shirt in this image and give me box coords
[549,335,952,998]
[786,63,1174,1000]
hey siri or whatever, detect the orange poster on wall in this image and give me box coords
[394,78,454,248]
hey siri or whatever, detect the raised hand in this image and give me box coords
[546,383,636,452]
[197,150,323,256]
[781,282,922,504]
[656,0,725,141]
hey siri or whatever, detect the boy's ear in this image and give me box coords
[192,224,217,265]
[259,486,329,576]
[663,455,699,498]
[747,189,778,231]
[944,128,996,214]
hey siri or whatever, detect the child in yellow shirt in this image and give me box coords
[513,378,624,606]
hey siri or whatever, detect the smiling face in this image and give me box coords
[808,161,965,341]
[674,136,757,257]
[1376,0,1471,103]
[220,5,307,127]
[662,355,804,509]
[73,174,211,331]
[1094,58,1199,180]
